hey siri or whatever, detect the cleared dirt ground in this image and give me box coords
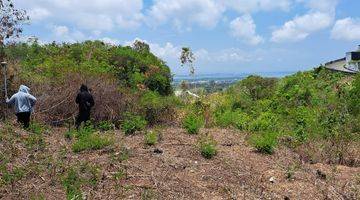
[0,124,359,199]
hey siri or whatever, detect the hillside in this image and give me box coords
[0,123,359,199]
[1,41,360,199]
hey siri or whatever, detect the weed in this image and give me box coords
[249,132,278,154]
[144,131,158,146]
[121,113,147,135]
[198,135,217,159]
[183,113,204,134]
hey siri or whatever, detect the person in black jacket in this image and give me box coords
[75,84,94,128]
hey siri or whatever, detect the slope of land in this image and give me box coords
[0,123,359,200]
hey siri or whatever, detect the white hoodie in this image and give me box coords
[6,85,37,113]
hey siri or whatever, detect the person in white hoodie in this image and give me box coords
[6,85,37,128]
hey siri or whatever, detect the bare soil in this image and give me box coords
[0,124,359,200]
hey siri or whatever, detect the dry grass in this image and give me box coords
[0,122,359,199]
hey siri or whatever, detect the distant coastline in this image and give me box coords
[173,71,295,85]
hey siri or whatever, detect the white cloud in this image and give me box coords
[16,0,144,31]
[146,0,294,30]
[221,0,291,13]
[215,48,252,62]
[124,38,181,60]
[53,25,69,37]
[100,37,120,45]
[331,18,360,41]
[271,12,334,42]
[28,7,51,21]
[230,15,264,45]
[271,0,338,43]
[51,25,86,43]
[147,0,224,29]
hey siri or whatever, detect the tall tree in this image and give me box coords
[132,40,150,53]
[0,0,29,61]
[180,47,196,76]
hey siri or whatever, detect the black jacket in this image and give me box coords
[76,85,94,112]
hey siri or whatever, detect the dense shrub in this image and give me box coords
[348,74,360,115]
[214,110,251,130]
[249,112,278,132]
[238,75,278,100]
[183,113,204,134]
[139,91,180,125]
[121,113,147,135]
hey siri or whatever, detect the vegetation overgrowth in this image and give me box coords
[1,40,175,124]
[204,67,360,165]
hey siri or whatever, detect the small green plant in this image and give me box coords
[121,113,147,135]
[144,131,158,146]
[198,135,217,159]
[113,168,126,180]
[141,188,157,200]
[72,133,113,153]
[98,121,113,131]
[249,132,278,154]
[183,113,204,134]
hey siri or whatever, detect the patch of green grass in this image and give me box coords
[25,132,46,151]
[62,168,83,200]
[249,132,278,154]
[183,113,204,135]
[144,131,158,146]
[199,136,217,159]
[72,133,113,153]
[27,122,48,135]
[97,121,113,131]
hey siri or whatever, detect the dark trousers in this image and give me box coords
[76,110,90,128]
[16,112,31,128]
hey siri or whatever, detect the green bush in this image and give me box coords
[144,72,172,96]
[249,132,278,154]
[121,113,147,135]
[144,131,158,146]
[215,110,251,130]
[199,136,217,159]
[139,91,180,125]
[183,113,204,134]
[249,112,278,132]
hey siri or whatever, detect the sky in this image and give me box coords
[13,0,360,76]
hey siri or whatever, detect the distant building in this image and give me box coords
[325,45,360,73]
